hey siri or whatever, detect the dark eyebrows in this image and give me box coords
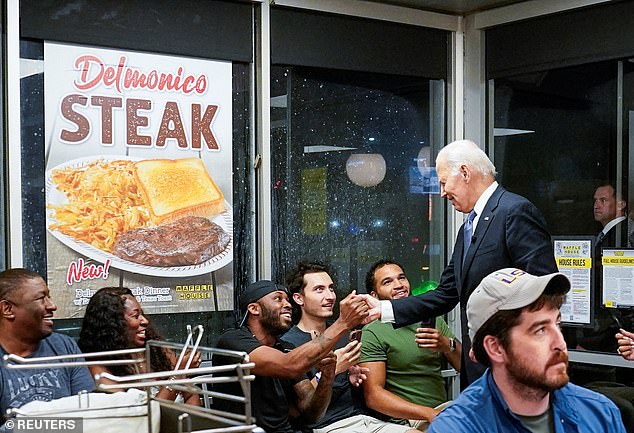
[381,273,405,284]
[527,318,551,332]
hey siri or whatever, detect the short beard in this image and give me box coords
[259,303,291,336]
[506,348,569,398]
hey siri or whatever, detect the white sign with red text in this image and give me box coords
[44,42,232,194]
[44,42,234,317]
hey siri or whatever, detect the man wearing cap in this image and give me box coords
[428,268,625,433]
[362,139,557,388]
[214,280,369,433]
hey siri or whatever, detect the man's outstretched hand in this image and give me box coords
[355,294,381,324]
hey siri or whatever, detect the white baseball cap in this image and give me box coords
[467,268,570,341]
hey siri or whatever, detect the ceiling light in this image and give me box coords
[346,153,386,187]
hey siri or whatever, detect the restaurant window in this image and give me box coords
[17,0,254,345]
[270,67,447,295]
[490,58,634,386]
[268,7,449,297]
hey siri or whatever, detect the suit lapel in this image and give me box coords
[461,186,505,279]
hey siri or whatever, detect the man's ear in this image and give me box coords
[617,199,627,214]
[459,164,470,182]
[370,291,379,299]
[0,300,15,319]
[247,303,261,317]
[292,292,304,306]
[483,335,506,364]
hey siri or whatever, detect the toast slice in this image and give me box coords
[134,158,224,225]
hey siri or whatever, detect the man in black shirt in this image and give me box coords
[215,280,369,433]
[282,262,416,433]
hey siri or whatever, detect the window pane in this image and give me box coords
[21,41,46,274]
[492,61,634,386]
[493,61,617,237]
[271,66,446,296]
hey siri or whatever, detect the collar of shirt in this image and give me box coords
[484,368,581,431]
[485,369,548,427]
[602,215,627,236]
[471,181,498,232]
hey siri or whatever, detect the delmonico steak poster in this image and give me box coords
[44,42,234,317]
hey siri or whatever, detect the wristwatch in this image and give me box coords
[449,337,456,352]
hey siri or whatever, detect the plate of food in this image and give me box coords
[46,155,233,277]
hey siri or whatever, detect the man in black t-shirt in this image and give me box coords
[281,262,417,433]
[215,280,369,433]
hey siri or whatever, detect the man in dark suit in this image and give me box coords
[574,184,634,433]
[579,183,629,353]
[362,139,557,388]
[594,183,628,249]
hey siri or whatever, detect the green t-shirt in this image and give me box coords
[360,317,454,422]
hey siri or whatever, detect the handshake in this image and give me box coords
[338,291,382,327]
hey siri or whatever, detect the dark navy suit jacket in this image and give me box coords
[391,185,557,387]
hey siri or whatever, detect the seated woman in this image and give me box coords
[78,286,200,405]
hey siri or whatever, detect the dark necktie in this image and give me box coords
[463,211,477,262]
[596,231,605,246]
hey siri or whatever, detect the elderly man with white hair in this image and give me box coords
[362,139,558,388]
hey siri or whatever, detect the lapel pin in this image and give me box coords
[484,217,490,221]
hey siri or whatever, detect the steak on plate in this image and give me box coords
[113,216,230,267]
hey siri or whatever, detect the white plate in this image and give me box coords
[46,155,233,277]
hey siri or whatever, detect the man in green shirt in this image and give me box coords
[360,260,461,431]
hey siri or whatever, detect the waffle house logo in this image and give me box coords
[563,245,581,254]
